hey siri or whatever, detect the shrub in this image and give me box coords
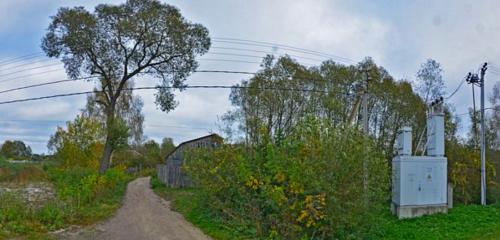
[185,118,389,239]
[49,167,129,208]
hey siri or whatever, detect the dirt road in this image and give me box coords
[59,177,211,240]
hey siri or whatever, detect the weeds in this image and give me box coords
[0,164,131,239]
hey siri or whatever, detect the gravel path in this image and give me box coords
[58,177,211,240]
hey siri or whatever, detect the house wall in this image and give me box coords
[156,135,221,187]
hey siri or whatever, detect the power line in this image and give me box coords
[0,57,56,71]
[0,70,257,94]
[213,37,356,64]
[0,68,67,84]
[211,46,326,62]
[206,52,264,59]
[456,107,497,116]
[0,85,333,106]
[445,76,467,100]
[0,76,98,94]
[0,62,61,79]
[0,58,261,85]
[199,58,261,64]
[0,52,44,66]
[0,118,210,131]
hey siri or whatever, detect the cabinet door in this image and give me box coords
[419,166,437,204]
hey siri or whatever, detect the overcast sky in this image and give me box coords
[0,0,499,153]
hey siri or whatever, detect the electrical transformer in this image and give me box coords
[391,99,449,219]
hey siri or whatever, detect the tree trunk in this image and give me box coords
[99,100,116,174]
[99,134,114,174]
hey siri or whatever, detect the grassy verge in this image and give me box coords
[0,162,132,239]
[374,204,500,240]
[150,176,256,240]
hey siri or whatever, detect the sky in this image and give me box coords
[0,0,499,153]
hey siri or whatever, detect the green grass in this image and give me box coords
[150,176,256,240]
[372,204,500,240]
[0,163,132,239]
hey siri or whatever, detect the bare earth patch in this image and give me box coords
[56,177,211,240]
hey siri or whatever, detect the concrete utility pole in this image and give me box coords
[466,63,488,206]
[480,62,487,205]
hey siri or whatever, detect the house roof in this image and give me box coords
[164,133,222,160]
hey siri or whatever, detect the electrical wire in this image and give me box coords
[0,52,44,66]
[211,46,326,62]
[0,70,257,94]
[199,58,261,64]
[213,37,356,64]
[0,68,67,84]
[0,85,333,105]
[455,107,497,116]
[0,76,98,94]
[0,57,56,71]
[0,62,62,79]
[445,76,467,100]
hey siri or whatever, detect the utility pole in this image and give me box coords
[361,67,370,204]
[466,63,488,205]
[480,62,487,205]
[362,69,370,134]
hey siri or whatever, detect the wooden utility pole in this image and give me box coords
[361,68,370,202]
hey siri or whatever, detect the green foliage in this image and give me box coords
[48,114,105,170]
[0,165,131,238]
[225,56,426,159]
[447,141,497,204]
[185,117,389,239]
[160,137,176,158]
[0,140,32,160]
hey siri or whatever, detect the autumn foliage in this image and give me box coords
[185,118,389,239]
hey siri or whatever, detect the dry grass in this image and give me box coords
[0,163,47,183]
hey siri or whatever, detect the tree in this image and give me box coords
[415,59,445,103]
[42,0,210,173]
[224,55,426,158]
[0,140,32,160]
[48,115,105,169]
[141,139,162,167]
[83,82,145,146]
[160,137,175,157]
[488,82,500,150]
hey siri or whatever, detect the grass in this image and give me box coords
[0,162,132,239]
[376,204,500,240]
[150,176,256,240]
[0,161,47,183]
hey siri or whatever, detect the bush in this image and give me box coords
[185,118,390,239]
[447,142,497,204]
[48,167,129,208]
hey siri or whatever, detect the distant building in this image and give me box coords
[156,134,223,187]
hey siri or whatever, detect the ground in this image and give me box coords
[56,177,210,240]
